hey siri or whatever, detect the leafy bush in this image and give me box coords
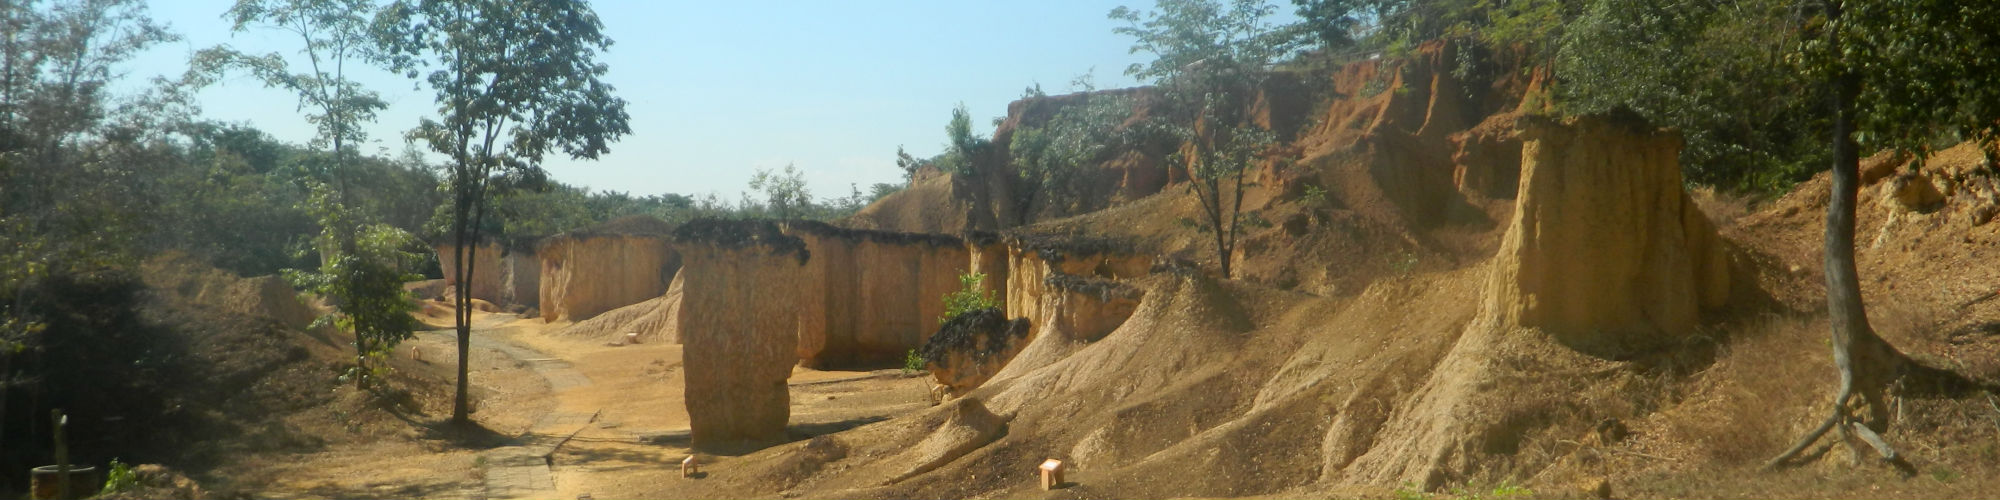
[940,272,1000,324]
[286,182,424,389]
[931,104,992,176]
[1009,84,1135,222]
[1300,184,1329,206]
[100,458,138,495]
[1555,0,1826,194]
[902,349,926,375]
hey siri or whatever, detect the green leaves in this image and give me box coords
[1555,0,1826,193]
[1113,0,1287,278]
[383,0,631,172]
[380,0,628,420]
[941,272,1001,325]
[936,103,992,176]
[287,181,423,389]
[1839,0,2000,159]
[1112,0,1296,81]
[1556,0,2000,192]
[1010,88,1136,218]
[748,164,813,220]
[199,0,391,155]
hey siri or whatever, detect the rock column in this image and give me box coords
[677,221,807,449]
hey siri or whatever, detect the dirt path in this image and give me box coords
[222,309,934,499]
[490,316,935,500]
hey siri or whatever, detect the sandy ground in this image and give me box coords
[222,309,933,499]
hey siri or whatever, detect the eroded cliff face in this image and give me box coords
[669,43,1789,498]
[784,222,971,367]
[920,308,1032,396]
[1484,115,1731,355]
[676,221,807,449]
[538,235,679,323]
[1343,114,1734,488]
[921,272,1142,399]
[1041,273,1144,343]
[435,242,540,308]
[887,240,1150,397]
[1003,245,1151,327]
[967,235,1010,305]
[556,272,682,344]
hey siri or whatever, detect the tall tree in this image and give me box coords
[747,163,811,220]
[1556,0,1829,194]
[0,0,172,455]
[1111,0,1295,279]
[0,0,174,212]
[193,0,390,203]
[1769,0,2000,469]
[378,0,630,425]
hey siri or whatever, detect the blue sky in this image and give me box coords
[127,1,1185,200]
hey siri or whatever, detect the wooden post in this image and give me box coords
[681,455,698,478]
[1038,459,1065,490]
[52,410,68,500]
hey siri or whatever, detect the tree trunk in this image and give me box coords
[1212,182,1231,279]
[452,171,492,426]
[1766,0,1904,468]
[450,185,473,424]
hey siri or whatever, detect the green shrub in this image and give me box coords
[940,272,1000,324]
[100,458,138,496]
[903,349,926,375]
[1300,184,1329,207]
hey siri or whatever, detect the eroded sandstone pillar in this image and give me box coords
[676,220,807,449]
[1484,114,1731,356]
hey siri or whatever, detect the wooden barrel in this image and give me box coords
[29,465,97,500]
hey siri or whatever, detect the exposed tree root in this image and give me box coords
[1765,408,1843,470]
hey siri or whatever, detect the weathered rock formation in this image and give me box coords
[1450,113,1524,200]
[538,215,680,323]
[676,219,808,449]
[883,397,1007,485]
[1002,234,1151,328]
[965,232,1009,304]
[1041,273,1143,343]
[434,240,540,308]
[1485,114,1731,356]
[555,274,682,344]
[1345,114,1734,488]
[920,307,1032,396]
[847,174,995,234]
[786,221,971,368]
[922,272,1142,398]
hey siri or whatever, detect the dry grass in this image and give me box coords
[1872,297,1944,351]
[1691,185,1756,227]
[1663,316,1831,465]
